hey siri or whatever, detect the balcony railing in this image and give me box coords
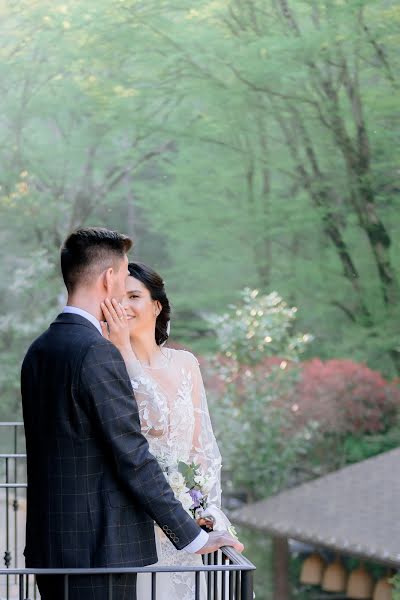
[0,422,255,599]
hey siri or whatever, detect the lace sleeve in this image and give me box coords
[124,356,167,437]
[188,355,222,508]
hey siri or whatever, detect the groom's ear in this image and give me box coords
[102,267,114,293]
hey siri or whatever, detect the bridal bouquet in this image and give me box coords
[164,459,238,537]
[165,461,210,520]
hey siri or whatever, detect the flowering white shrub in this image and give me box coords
[207,287,312,365]
[207,288,317,500]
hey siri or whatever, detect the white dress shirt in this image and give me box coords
[62,305,208,554]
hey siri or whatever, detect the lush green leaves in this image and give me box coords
[0,0,399,418]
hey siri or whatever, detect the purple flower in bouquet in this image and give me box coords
[189,488,203,508]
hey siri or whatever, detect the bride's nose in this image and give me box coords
[121,296,129,308]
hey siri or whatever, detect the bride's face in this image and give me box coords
[122,276,160,338]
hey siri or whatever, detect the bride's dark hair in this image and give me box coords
[127,262,170,346]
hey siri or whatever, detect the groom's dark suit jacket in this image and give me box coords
[21,312,201,568]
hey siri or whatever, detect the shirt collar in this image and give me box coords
[62,306,102,334]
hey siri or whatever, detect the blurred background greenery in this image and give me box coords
[1,0,399,597]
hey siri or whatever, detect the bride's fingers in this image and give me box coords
[106,297,124,323]
[101,301,117,327]
[111,298,125,321]
[106,298,122,323]
[100,321,109,339]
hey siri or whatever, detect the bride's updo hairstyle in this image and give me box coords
[128,262,171,346]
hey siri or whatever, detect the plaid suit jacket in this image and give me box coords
[21,313,201,568]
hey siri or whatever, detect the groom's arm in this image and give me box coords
[79,338,203,551]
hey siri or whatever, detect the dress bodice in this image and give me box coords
[128,348,222,507]
[129,348,232,598]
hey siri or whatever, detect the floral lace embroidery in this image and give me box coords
[130,349,221,600]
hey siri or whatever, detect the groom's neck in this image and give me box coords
[66,291,103,323]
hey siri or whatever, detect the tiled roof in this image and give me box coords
[232,448,400,566]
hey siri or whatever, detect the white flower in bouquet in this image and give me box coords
[179,490,194,513]
[194,474,206,487]
[167,470,187,495]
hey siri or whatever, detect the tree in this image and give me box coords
[1,0,399,416]
[123,0,400,374]
[206,288,316,500]
[0,0,176,415]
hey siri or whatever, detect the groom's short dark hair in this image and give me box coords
[61,227,132,292]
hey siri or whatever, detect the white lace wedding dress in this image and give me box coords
[124,348,230,600]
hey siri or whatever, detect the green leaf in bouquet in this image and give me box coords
[178,461,201,489]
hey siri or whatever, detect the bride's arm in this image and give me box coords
[101,299,166,436]
[188,355,238,534]
[188,354,222,509]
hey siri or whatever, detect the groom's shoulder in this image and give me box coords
[22,325,54,360]
[23,317,108,363]
[81,336,124,369]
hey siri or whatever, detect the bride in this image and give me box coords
[101,262,240,599]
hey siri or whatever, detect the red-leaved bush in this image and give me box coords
[294,359,400,434]
[170,338,400,436]
[198,350,400,436]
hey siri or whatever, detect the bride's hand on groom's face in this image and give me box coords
[100,298,131,353]
[195,530,244,554]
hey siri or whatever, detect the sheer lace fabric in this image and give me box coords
[125,348,224,600]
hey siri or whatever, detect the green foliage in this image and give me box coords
[235,526,273,600]
[0,0,399,419]
[308,424,400,475]
[208,289,317,500]
[129,0,400,374]
[342,427,400,464]
[390,573,400,600]
[207,287,312,365]
[216,370,319,499]
[0,248,60,418]
[177,461,199,490]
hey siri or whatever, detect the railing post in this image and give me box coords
[241,569,254,600]
[229,570,234,600]
[4,457,11,600]
[108,573,113,600]
[19,573,23,600]
[64,574,69,600]
[14,426,19,573]
[213,550,219,598]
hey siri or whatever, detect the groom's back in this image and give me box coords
[21,313,99,442]
[21,313,112,567]
[21,311,160,570]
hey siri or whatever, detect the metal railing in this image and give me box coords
[1,422,255,599]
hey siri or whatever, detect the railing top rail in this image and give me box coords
[0,421,256,574]
[222,547,256,569]
[0,562,256,576]
[0,453,26,458]
[0,483,27,488]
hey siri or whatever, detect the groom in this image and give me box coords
[21,227,241,600]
